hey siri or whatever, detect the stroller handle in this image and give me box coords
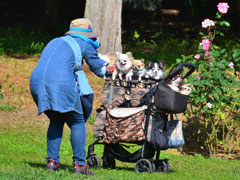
[164,63,195,81]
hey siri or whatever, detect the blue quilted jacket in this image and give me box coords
[30,36,106,115]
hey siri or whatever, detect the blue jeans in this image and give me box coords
[44,110,86,166]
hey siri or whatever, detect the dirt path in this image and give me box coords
[0,56,105,135]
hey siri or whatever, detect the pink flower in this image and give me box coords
[200,39,211,51]
[217,2,230,14]
[197,75,200,80]
[204,51,210,57]
[202,19,215,28]
[229,62,234,68]
[194,54,201,59]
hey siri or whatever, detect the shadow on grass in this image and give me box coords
[103,166,134,171]
[26,161,73,171]
[101,166,176,173]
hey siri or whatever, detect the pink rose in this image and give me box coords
[204,51,210,57]
[200,39,211,51]
[197,75,200,80]
[229,62,234,68]
[217,2,230,14]
[202,19,215,28]
[194,54,201,59]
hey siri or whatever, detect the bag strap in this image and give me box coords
[61,35,83,70]
[170,114,179,121]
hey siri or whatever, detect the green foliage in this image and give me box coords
[0,103,17,111]
[88,116,96,124]
[177,4,240,156]
[132,31,140,41]
[0,27,53,56]
[124,30,198,66]
[231,43,240,72]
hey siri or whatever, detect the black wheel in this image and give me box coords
[102,156,116,169]
[135,159,153,173]
[153,160,161,172]
[151,161,156,172]
[149,158,156,172]
[162,160,170,173]
[87,155,101,168]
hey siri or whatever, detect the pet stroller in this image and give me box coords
[87,63,195,173]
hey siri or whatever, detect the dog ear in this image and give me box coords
[140,59,144,64]
[107,51,113,56]
[159,61,164,69]
[116,51,121,59]
[126,52,133,58]
[146,61,152,69]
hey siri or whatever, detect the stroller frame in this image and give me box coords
[87,63,195,173]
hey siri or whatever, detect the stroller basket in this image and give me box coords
[142,63,195,114]
[154,82,189,113]
[103,106,147,144]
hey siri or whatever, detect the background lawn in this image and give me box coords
[0,56,240,180]
[0,7,239,178]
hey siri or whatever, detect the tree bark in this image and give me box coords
[84,0,122,55]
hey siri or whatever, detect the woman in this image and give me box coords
[30,18,107,175]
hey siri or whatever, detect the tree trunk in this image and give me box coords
[84,0,122,55]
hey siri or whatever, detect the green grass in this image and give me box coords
[1,27,240,179]
[0,117,240,180]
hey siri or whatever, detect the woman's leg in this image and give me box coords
[45,110,65,163]
[65,111,86,166]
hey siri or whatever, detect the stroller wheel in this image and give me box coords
[87,155,101,168]
[135,159,154,173]
[148,158,156,172]
[103,156,116,169]
[161,159,170,173]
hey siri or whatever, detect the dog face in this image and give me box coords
[133,59,145,71]
[180,84,192,95]
[146,61,165,80]
[171,74,183,86]
[166,68,183,92]
[168,69,183,87]
[116,52,133,72]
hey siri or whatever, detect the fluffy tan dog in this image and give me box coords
[132,59,145,82]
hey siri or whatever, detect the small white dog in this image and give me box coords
[112,51,134,81]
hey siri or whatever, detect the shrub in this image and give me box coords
[177,2,240,157]
[0,27,52,56]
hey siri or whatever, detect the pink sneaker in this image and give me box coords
[46,159,60,171]
[73,161,94,175]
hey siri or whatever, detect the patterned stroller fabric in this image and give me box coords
[101,80,150,107]
[94,78,156,141]
[103,106,147,144]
